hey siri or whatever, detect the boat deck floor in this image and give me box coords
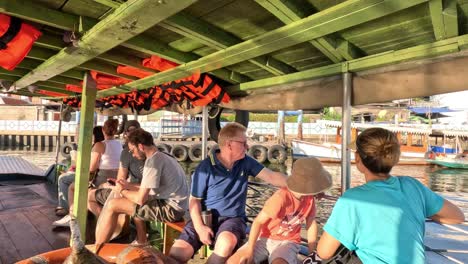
[0,182,69,264]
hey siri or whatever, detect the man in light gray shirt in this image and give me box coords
[95,128,188,247]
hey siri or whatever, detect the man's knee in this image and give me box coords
[214,231,238,256]
[169,239,194,263]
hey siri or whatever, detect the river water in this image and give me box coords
[1,147,467,224]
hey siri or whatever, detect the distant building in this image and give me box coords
[0,94,60,121]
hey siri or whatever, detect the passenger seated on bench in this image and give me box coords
[95,128,189,247]
[53,119,122,227]
[169,123,287,264]
[88,120,145,218]
[317,128,465,263]
[227,157,332,264]
[54,125,104,218]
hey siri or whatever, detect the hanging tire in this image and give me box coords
[208,107,249,142]
[60,142,77,159]
[155,143,171,153]
[267,145,287,164]
[188,144,203,162]
[171,144,189,162]
[208,144,219,155]
[248,145,268,164]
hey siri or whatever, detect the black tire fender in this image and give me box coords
[60,142,77,159]
[155,143,171,153]
[248,144,268,164]
[171,144,189,162]
[267,145,287,164]
[188,144,203,162]
[208,107,249,142]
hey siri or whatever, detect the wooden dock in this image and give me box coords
[0,183,70,263]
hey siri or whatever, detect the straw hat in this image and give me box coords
[287,157,332,195]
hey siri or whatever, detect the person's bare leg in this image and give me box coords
[87,189,102,217]
[95,198,134,245]
[206,231,238,264]
[271,258,288,264]
[68,183,75,214]
[169,239,195,264]
[134,218,147,244]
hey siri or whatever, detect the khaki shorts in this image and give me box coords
[134,199,185,223]
[95,188,112,206]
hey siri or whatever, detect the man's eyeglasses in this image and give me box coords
[231,140,248,147]
[128,146,136,154]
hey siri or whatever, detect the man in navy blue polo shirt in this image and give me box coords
[169,122,287,264]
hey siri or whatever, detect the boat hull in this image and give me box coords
[427,159,468,169]
[16,243,175,264]
[292,140,428,165]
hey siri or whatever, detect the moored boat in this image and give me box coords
[427,155,468,169]
[292,120,432,165]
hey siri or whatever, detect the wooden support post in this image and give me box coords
[297,110,303,140]
[407,133,413,147]
[73,72,97,240]
[277,111,285,144]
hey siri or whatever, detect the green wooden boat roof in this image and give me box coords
[1,0,468,112]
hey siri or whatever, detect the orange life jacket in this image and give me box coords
[0,14,42,70]
[90,71,131,89]
[38,90,68,97]
[116,65,152,79]
[142,55,178,72]
[65,84,82,93]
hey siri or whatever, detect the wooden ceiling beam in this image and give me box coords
[254,0,363,62]
[13,0,197,89]
[36,33,157,73]
[26,46,138,80]
[226,34,468,93]
[0,0,249,84]
[0,68,81,86]
[429,0,458,40]
[97,0,428,98]
[0,0,94,31]
[161,12,297,75]
[17,59,84,80]
[0,74,75,95]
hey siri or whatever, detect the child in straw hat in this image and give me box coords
[227,157,332,264]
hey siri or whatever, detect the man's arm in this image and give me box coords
[189,196,213,245]
[116,165,129,181]
[256,168,287,187]
[317,231,341,260]
[117,180,149,205]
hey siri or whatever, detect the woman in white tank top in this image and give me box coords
[53,119,123,227]
[90,119,122,186]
